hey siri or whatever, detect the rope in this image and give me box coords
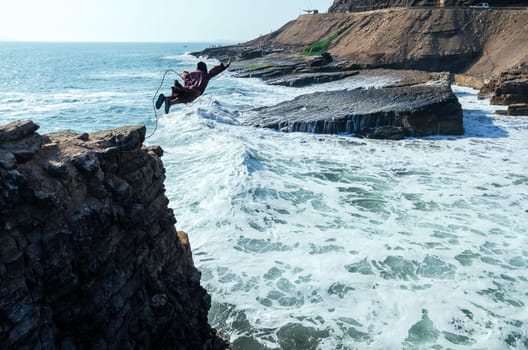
[146,69,184,139]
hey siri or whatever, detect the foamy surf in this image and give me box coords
[2,42,527,349]
[149,80,528,349]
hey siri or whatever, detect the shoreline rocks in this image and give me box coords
[479,64,528,115]
[244,79,463,139]
[0,121,227,350]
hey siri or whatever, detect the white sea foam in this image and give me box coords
[149,79,528,349]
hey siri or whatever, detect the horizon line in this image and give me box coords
[0,39,241,45]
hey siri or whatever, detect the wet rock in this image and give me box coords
[90,125,146,151]
[309,53,333,67]
[0,121,43,163]
[0,121,227,349]
[43,160,68,178]
[211,49,355,88]
[356,126,406,140]
[267,70,359,87]
[496,103,528,116]
[480,64,528,108]
[246,80,463,138]
[0,152,16,170]
[72,154,99,175]
[238,47,265,60]
[145,145,164,157]
[0,121,39,142]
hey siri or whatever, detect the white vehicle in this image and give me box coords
[470,2,490,8]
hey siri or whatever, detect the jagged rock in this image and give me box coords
[480,64,528,106]
[91,125,146,151]
[0,120,39,142]
[145,145,164,157]
[356,126,407,140]
[496,103,528,116]
[267,70,359,87]
[237,47,265,60]
[0,121,43,163]
[454,74,486,90]
[245,81,463,138]
[0,121,226,350]
[0,152,16,170]
[308,53,333,67]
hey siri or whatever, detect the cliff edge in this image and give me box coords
[0,121,227,349]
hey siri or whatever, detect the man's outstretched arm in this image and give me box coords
[208,58,231,79]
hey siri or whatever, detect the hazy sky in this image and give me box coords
[0,0,334,42]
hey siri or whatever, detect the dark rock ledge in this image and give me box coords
[0,121,228,350]
[480,63,528,116]
[244,79,463,139]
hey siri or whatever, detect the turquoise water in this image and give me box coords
[1,42,527,349]
[0,42,207,132]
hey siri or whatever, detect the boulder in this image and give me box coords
[496,103,528,116]
[0,121,43,164]
[0,120,39,142]
[480,64,528,106]
[244,80,463,139]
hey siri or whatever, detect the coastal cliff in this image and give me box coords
[0,121,227,349]
[246,8,528,77]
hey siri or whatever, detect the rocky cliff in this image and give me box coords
[480,63,528,115]
[247,8,528,77]
[0,121,227,349]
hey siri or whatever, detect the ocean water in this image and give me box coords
[1,42,527,349]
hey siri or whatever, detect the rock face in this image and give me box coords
[496,103,528,116]
[244,79,463,139]
[239,8,528,77]
[0,121,226,350]
[229,52,359,87]
[479,64,528,115]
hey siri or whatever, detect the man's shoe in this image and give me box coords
[164,99,171,114]
[155,94,165,110]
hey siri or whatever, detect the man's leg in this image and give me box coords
[164,96,172,114]
[171,80,184,96]
[165,95,182,114]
